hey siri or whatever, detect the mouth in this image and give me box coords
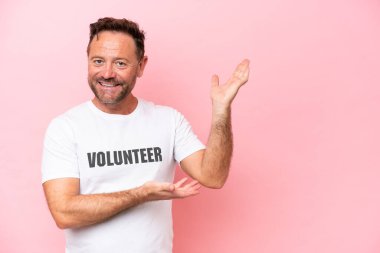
[98,81,120,87]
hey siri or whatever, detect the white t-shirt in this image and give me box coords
[41,99,205,253]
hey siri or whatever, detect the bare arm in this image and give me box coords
[180,59,250,189]
[43,177,200,229]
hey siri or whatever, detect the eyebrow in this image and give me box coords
[90,56,132,63]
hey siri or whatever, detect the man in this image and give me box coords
[42,17,249,253]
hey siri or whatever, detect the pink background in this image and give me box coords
[1,0,380,252]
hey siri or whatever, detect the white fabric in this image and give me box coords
[41,98,205,253]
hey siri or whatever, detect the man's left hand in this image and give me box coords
[211,59,250,110]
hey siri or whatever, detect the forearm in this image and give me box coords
[179,59,249,189]
[200,105,233,188]
[50,186,145,229]
[44,178,199,229]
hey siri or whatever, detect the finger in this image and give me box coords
[189,187,201,195]
[178,188,200,198]
[173,181,201,196]
[161,183,175,192]
[183,183,201,195]
[182,180,200,189]
[187,190,200,196]
[236,59,250,72]
[185,184,201,193]
[233,59,250,80]
[211,74,219,88]
[193,183,201,190]
[174,178,188,188]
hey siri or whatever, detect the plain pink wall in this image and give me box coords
[1,0,380,252]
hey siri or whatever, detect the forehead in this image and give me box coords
[88,31,137,59]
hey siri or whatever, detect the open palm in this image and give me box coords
[211,59,250,107]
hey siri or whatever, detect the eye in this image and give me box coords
[93,59,104,65]
[115,61,127,68]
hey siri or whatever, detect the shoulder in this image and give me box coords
[137,99,192,132]
[138,98,182,118]
[62,101,92,120]
[46,102,91,135]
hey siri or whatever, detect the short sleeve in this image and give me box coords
[173,111,205,162]
[41,117,79,183]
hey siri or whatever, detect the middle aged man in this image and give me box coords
[42,17,250,253]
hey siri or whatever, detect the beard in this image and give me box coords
[88,76,136,105]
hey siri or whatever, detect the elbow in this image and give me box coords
[55,218,73,230]
[205,183,224,189]
[56,221,69,230]
[52,213,75,230]
[199,177,227,189]
[55,219,70,230]
[197,163,230,189]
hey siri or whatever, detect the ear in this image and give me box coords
[137,56,148,77]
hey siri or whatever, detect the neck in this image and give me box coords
[92,94,138,115]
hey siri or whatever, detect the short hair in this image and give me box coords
[87,17,145,60]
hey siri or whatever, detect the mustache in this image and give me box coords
[96,77,123,85]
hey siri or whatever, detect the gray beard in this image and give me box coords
[89,81,130,104]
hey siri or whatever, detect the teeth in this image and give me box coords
[99,82,116,87]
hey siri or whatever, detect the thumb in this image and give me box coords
[211,74,219,88]
[163,183,175,192]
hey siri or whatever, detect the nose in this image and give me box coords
[101,63,116,79]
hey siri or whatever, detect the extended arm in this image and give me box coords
[180,59,250,188]
[43,177,199,229]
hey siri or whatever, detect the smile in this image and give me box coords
[98,81,119,87]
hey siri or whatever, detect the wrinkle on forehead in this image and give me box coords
[90,31,137,60]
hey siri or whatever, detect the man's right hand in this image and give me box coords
[43,177,200,229]
[142,177,201,201]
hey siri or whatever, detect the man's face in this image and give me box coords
[87,31,146,105]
